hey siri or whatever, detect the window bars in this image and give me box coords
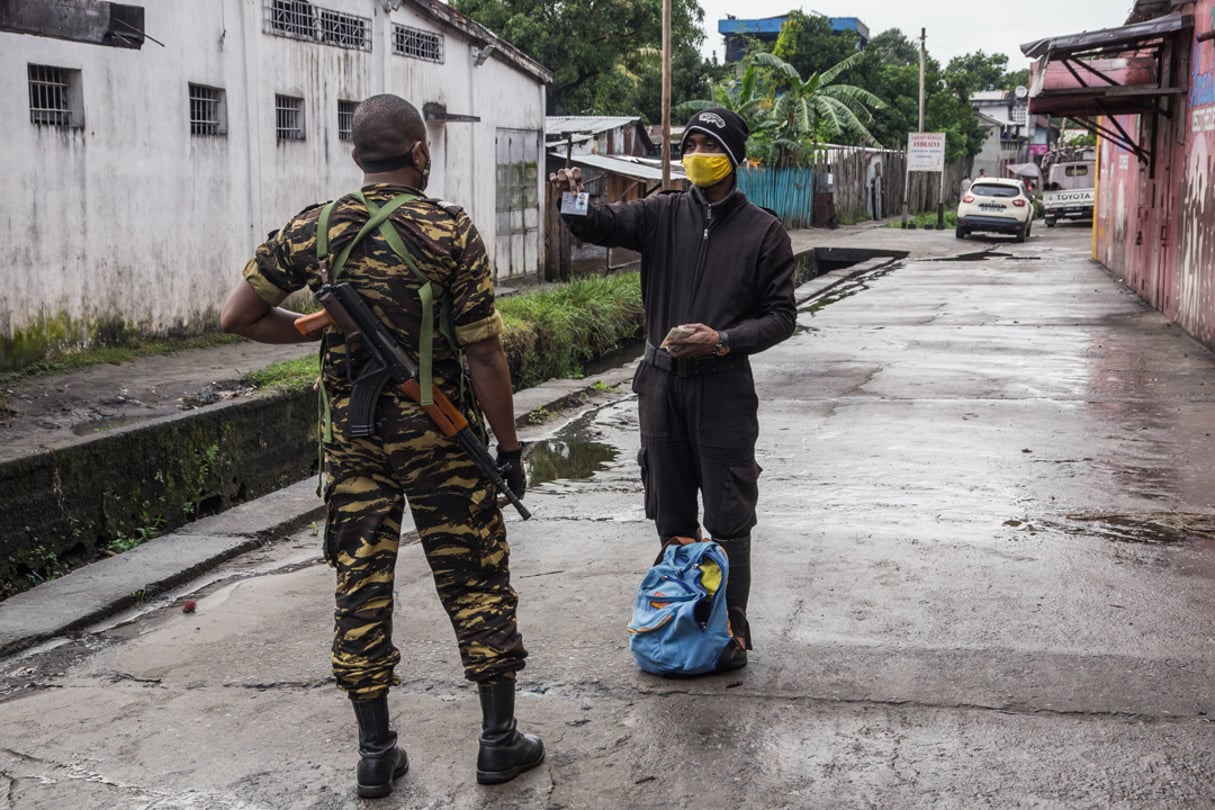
[338,100,357,142]
[393,24,443,63]
[268,0,316,39]
[320,9,368,49]
[28,65,73,127]
[266,0,370,51]
[189,84,225,136]
[276,94,305,142]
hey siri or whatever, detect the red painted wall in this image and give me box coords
[1097,0,1215,350]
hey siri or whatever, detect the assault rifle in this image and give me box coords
[294,283,531,520]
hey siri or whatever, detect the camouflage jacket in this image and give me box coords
[242,183,503,396]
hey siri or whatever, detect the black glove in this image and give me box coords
[496,445,526,500]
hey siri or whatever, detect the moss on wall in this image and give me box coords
[0,309,151,371]
[0,390,318,597]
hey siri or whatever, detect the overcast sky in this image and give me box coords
[695,1,1137,70]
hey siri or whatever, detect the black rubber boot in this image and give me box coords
[716,535,752,619]
[717,536,753,671]
[477,681,545,785]
[351,694,409,799]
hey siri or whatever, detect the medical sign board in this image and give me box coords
[906,132,946,172]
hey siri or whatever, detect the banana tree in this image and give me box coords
[751,51,886,166]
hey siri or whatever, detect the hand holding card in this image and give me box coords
[560,191,589,216]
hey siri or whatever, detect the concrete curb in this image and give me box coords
[0,478,326,657]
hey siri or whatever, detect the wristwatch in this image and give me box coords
[713,330,731,357]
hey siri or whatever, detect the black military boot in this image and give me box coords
[476,680,545,785]
[716,535,753,671]
[351,694,409,798]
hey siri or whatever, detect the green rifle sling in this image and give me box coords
[315,191,460,408]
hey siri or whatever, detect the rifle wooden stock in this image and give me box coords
[398,379,468,437]
[294,309,334,336]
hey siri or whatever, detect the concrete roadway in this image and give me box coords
[4,223,1215,809]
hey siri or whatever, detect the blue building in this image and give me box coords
[718,14,870,63]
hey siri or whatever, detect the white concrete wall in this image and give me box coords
[0,0,546,360]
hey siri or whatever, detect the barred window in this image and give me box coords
[276,94,305,142]
[338,100,357,142]
[269,0,315,39]
[265,0,370,50]
[393,24,443,63]
[320,9,369,50]
[29,64,82,128]
[189,84,227,136]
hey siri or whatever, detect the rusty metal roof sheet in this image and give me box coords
[1020,12,1189,59]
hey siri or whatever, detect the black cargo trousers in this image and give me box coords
[632,356,762,543]
[323,388,527,701]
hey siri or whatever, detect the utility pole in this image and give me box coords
[920,30,945,230]
[903,28,928,229]
[918,28,926,134]
[661,0,672,189]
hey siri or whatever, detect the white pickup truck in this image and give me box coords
[1042,159,1095,227]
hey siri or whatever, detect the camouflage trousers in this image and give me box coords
[323,389,527,701]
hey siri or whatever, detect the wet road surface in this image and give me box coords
[4,224,1215,809]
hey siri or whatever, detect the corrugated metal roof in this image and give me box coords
[548,151,685,182]
[1020,12,1189,59]
[1128,0,1173,24]
[545,116,643,135]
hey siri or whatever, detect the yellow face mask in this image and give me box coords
[681,153,733,187]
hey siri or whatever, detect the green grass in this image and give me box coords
[240,273,645,394]
[7,277,644,398]
[888,211,958,229]
[835,212,872,227]
[243,354,320,390]
[5,332,243,381]
[497,272,644,389]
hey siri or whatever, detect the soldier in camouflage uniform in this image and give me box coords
[220,94,543,798]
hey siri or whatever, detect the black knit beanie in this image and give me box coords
[681,107,749,168]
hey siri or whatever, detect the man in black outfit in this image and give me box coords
[549,107,797,669]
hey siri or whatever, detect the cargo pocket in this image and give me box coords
[637,448,658,520]
[714,461,762,539]
[320,502,340,568]
[322,493,340,566]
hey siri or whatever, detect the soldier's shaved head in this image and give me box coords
[352,94,426,161]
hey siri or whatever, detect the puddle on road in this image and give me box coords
[525,407,619,486]
[1010,512,1215,546]
[798,262,901,319]
[929,250,1042,263]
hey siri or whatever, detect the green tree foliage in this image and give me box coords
[944,52,1034,102]
[1004,68,1030,90]
[771,10,862,80]
[751,51,884,164]
[852,29,988,160]
[451,0,718,119]
[944,51,1011,102]
[688,48,884,167]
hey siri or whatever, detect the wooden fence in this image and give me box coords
[739,149,972,228]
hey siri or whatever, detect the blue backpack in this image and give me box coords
[627,539,743,676]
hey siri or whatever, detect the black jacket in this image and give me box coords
[564,186,796,355]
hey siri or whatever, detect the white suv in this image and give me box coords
[957,178,1033,242]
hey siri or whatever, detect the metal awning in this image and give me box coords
[1019,11,1193,173]
[1021,12,1190,60]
